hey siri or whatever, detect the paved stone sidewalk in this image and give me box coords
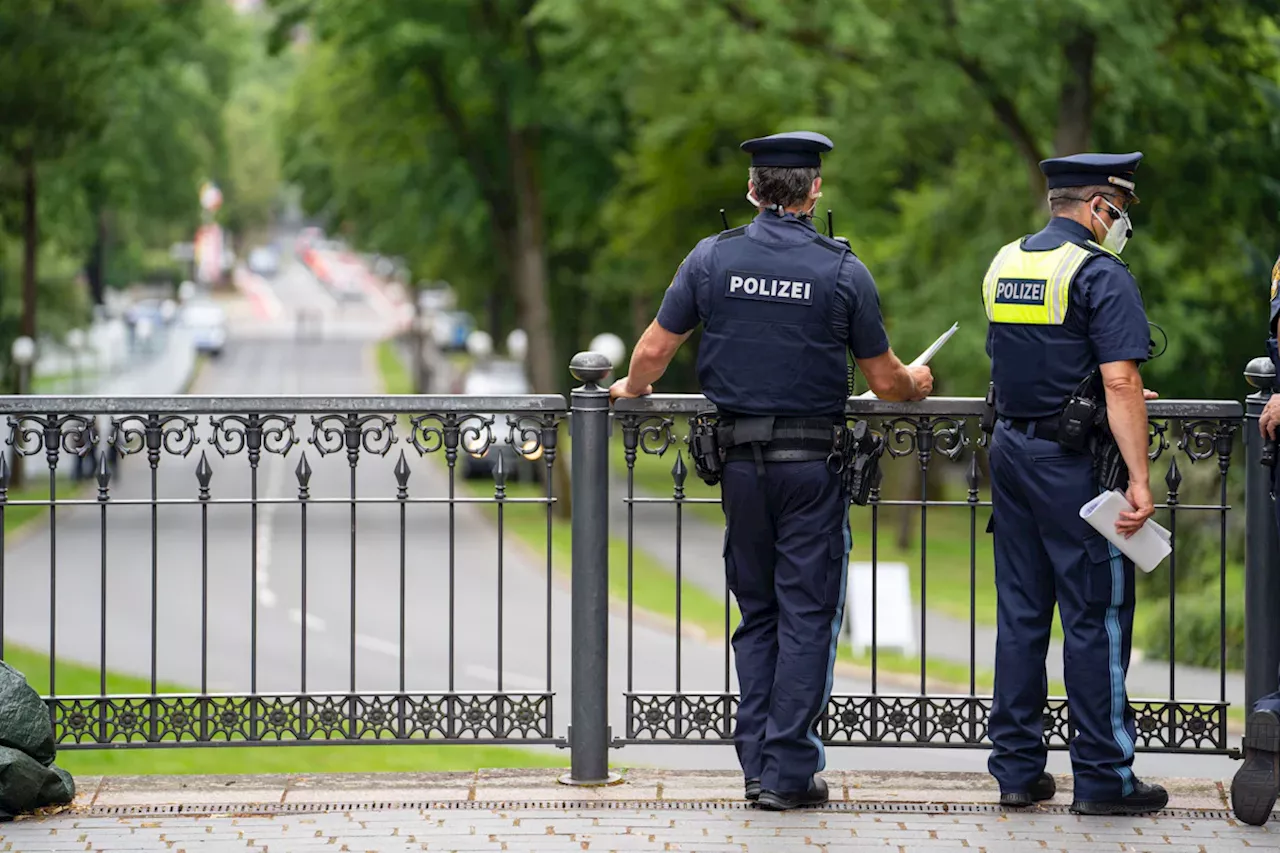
[1,770,1273,853]
[3,806,1276,852]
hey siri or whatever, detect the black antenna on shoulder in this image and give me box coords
[719,209,730,231]
[826,209,834,237]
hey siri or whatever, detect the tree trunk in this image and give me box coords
[507,126,572,517]
[87,204,107,305]
[1053,28,1096,158]
[21,146,37,340]
[508,127,555,395]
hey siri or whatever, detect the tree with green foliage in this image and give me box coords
[0,0,241,347]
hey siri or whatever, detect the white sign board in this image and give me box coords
[843,562,916,656]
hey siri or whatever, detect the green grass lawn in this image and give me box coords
[5,476,88,534]
[2,645,567,776]
[378,339,413,395]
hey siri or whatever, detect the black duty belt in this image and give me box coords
[718,416,840,468]
[718,417,839,446]
[1001,416,1061,443]
[724,443,831,463]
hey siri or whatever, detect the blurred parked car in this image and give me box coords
[180,300,228,358]
[460,360,541,482]
[433,310,475,351]
[247,245,281,278]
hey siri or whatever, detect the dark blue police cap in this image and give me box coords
[740,131,833,168]
[1039,152,1143,197]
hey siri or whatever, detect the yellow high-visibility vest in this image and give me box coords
[981,238,1110,325]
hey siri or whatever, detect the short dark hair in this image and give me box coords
[749,165,820,210]
[1047,184,1120,215]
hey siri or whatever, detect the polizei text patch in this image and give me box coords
[994,277,1047,306]
[725,271,814,305]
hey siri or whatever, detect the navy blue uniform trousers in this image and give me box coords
[1254,465,1280,716]
[988,421,1138,801]
[721,458,849,795]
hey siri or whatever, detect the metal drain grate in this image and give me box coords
[83,800,1239,821]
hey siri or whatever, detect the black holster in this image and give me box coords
[838,420,885,506]
[1090,428,1129,493]
[980,382,997,436]
[688,413,723,486]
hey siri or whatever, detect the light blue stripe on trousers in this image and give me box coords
[1104,541,1136,796]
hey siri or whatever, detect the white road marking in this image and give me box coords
[254,453,288,610]
[464,664,546,690]
[288,609,326,631]
[354,634,401,657]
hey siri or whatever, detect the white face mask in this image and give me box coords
[746,188,781,214]
[746,187,822,218]
[1093,198,1133,254]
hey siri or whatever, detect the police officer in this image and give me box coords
[609,131,933,810]
[983,152,1168,816]
[1230,252,1280,827]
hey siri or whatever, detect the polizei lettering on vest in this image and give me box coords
[726,270,814,306]
[993,277,1047,306]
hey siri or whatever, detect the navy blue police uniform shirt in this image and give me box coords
[655,211,890,416]
[986,217,1150,419]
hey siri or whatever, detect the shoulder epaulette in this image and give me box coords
[811,233,855,257]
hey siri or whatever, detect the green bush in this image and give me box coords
[1137,586,1243,670]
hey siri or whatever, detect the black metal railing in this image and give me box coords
[1,352,1276,787]
[610,392,1244,756]
[0,394,563,748]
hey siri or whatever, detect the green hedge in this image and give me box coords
[1137,586,1243,670]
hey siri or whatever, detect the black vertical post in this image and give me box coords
[564,352,617,785]
[1244,356,1280,712]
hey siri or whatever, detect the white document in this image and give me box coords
[857,322,959,398]
[843,562,916,656]
[1078,490,1172,573]
[908,321,960,367]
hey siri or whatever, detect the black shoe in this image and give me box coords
[755,775,829,811]
[1232,710,1280,826]
[1000,772,1056,808]
[745,778,761,801]
[1070,781,1169,816]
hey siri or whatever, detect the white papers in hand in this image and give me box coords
[857,322,958,398]
[1078,490,1171,573]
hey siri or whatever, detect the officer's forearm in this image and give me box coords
[623,321,689,394]
[1102,366,1151,487]
[855,350,919,402]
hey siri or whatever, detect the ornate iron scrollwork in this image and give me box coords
[109,414,199,463]
[7,413,98,467]
[617,413,676,462]
[882,416,968,467]
[1147,419,1170,462]
[506,413,558,461]
[210,414,298,461]
[309,413,397,462]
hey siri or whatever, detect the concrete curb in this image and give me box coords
[66,769,1233,812]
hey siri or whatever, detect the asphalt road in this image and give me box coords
[0,255,1241,779]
